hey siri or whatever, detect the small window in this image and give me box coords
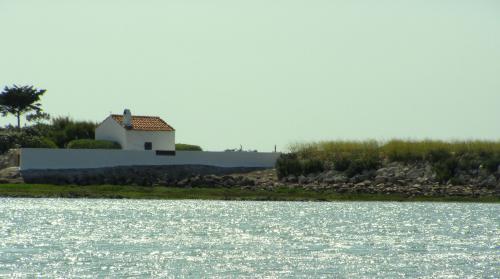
[156,150,176,156]
[144,142,152,150]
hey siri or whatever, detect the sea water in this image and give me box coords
[0,198,498,278]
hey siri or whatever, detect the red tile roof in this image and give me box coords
[111,115,175,131]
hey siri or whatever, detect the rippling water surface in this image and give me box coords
[0,198,498,278]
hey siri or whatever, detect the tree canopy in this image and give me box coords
[0,85,47,129]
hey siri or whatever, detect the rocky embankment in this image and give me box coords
[278,162,500,198]
[0,152,499,198]
[0,149,22,184]
[7,163,500,198]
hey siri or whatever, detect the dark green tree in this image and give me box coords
[0,85,47,130]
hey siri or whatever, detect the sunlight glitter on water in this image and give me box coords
[0,198,498,278]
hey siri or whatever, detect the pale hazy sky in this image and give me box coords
[1,0,499,151]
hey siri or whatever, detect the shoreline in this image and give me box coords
[0,184,498,203]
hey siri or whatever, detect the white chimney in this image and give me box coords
[123,109,132,129]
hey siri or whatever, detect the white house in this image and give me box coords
[95,109,175,151]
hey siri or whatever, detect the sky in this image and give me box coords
[1,0,499,152]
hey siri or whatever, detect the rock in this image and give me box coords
[350,171,373,184]
[375,167,391,177]
[316,172,326,182]
[350,175,361,183]
[286,175,297,183]
[0,167,21,179]
[306,173,318,184]
[395,179,408,186]
[479,175,497,189]
[177,178,189,187]
[406,168,423,180]
[355,180,371,188]
[298,175,307,185]
[451,174,469,186]
[222,176,236,187]
[374,176,386,184]
[478,167,490,179]
[241,177,255,186]
[377,162,406,178]
[0,149,19,170]
[0,167,23,184]
[322,171,338,184]
[0,178,11,184]
[424,163,434,174]
[189,175,201,185]
[207,174,222,185]
[415,176,431,184]
[332,174,348,184]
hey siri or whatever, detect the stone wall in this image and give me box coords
[20,148,280,170]
[21,165,266,186]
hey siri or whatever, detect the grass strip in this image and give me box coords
[0,184,498,203]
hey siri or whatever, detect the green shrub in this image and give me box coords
[43,117,96,148]
[23,136,58,149]
[427,148,452,163]
[345,160,363,178]
[0,133,16,153]
[333,155,351,172]
[67,139,121,149]
[482,154,500,173]
[289,141,381,173]
[176,143,203,151]
[301,159,324,174]
[455,153,481,171]
[345,157,380,177]
[0,132,57,153]
[276,153,302,179]
[13,117,96,148]
[433,158,458,183]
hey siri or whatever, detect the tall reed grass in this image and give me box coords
[277,140,500,180]
[289,140,500,162]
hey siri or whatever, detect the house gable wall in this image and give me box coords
[95,116,127,148]
[125,130,175,151]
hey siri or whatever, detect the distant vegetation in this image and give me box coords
[176,143,203,151]
[277,140,500,182]
[0,84,100,153]
[32,116,97,148]
[0,132,57,153]
[0,116,97,153]
[67,139,121,149]
[0,85,48,130]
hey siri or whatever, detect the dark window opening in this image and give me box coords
[144,142,152,150]
[156,150,176,156]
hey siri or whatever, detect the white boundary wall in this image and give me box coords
[20,148,280,170]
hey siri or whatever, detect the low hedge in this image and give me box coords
[67,139,121,149]
[23,137,58,149]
